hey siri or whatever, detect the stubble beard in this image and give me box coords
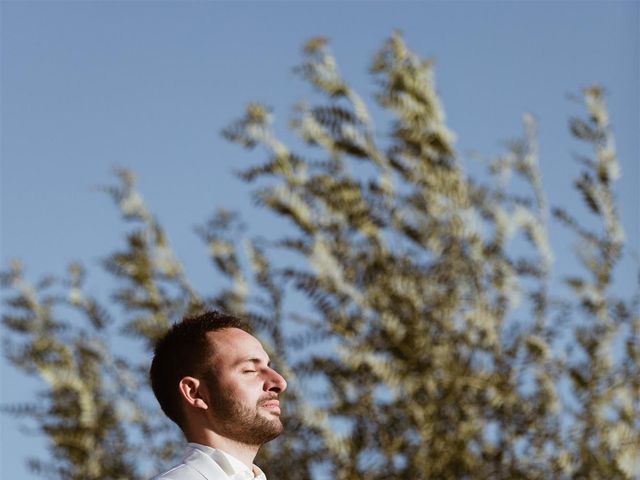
[208,387,284,446]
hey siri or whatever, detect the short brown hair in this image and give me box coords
[149,311,249,429]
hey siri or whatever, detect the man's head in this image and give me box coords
[150,311,287,446]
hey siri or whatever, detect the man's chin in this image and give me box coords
[260,412,284,430]
[259,411,283,427]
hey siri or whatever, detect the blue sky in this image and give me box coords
[1,1,638,478]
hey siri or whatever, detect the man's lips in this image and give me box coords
[259,399,280,413]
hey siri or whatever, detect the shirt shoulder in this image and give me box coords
[151,462,204,480]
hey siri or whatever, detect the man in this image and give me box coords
[149,311,287,480]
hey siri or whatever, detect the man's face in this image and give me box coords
[203,328,287,446]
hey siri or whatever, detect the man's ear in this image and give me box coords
[178,376,209,411]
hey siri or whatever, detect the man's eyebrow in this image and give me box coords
[235,357,271,367]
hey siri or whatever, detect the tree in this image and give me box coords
[2,34,638,479]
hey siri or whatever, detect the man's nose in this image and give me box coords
[265,368,287,393]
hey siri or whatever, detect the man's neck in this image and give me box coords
[187,431,260,470]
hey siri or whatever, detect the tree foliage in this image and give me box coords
[2,34,639,479]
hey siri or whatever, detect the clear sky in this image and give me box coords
[1,1,638,478]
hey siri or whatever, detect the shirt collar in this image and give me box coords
[188,442,266,480]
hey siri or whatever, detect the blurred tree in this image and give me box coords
[2,34,638,480]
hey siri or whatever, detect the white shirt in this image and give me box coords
[151,442,266,480]
[191,443,266,480]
